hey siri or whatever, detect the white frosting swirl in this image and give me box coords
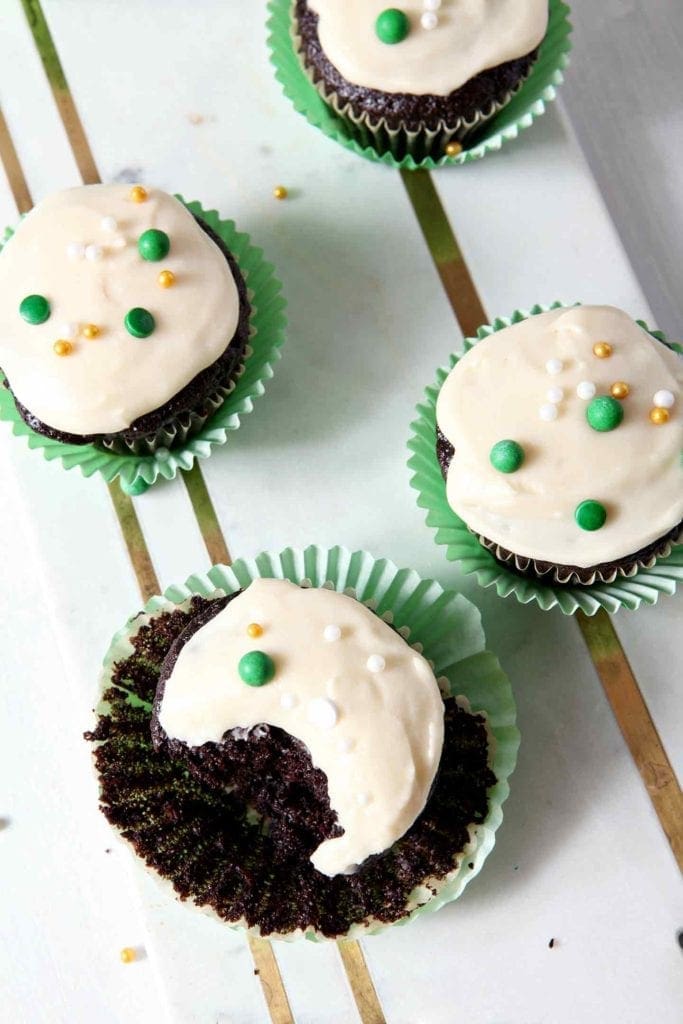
[436,306,683,568]
[158,579,445,877]
[307,0,548,95]
[0,185,240,435]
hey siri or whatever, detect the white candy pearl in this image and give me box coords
[577,380,596,400]
[420,11,438,28]
[356,793,371,807]
[424,0,441,9]
[545,358,563,375]
[547,386,564,404]
[66,242,85,260]
[323,624,341,642]
[100,216,118,232]
[539,403,558,422]
[85,244,103,261]
[653,389,675,409]
[280,693,298,710]
[58,322,78,340]
[338,737,355,754]
[307,697,338,730]
[366,654,386,673]
[110,236,127,249]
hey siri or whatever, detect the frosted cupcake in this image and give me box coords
[294,0,549,155]
[0,185,250,454]
[88,578,496,938]
[435,305,683,585]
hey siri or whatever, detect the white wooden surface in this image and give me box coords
[1,2,681,1022]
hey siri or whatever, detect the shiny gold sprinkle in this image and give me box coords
[53,340,73,356]
[610,381,629,400]
[445,141,463,158]
[593,341,612,359]
[157,269,176,288]
[82,323,100,340]
[650,406,670,425]
[273,185,288,200]
[129,185,148,203]
[247,623,263,639]
[119,947,136,964]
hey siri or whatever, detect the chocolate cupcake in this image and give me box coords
[0,185,250,455]
[435,305,683,586]
[294,0,549,158]
[88,577,497,938]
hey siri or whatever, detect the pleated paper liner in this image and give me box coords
[91,545,519,941]
[267,0,572,170]
[409,303,683,616]
[0,200,287,495]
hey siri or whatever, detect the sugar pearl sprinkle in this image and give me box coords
[577,381,596,400]
[653,389,675,409]
[539,403,558,422]
[66,242,85,260]
[545,358,563,376]
[85,244,103,262]
[338,737,355,754]
[546,386,564,404]
[323,624,342,642]
[58,322,78,340]
[356,793,372,807]
[280,693,298,711]
[366,654,386,673]
[307,697,338,730]
[101,216,118,232]
[422,0,441,29]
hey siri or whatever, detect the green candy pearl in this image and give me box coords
[137,228,170,262]
[575,499,607,532]
[124,307,156,338]
[375,8,409,44]
[586,395,624,432]
[239,651,276,687]
[19,294,50,325]
[490,439,525,474]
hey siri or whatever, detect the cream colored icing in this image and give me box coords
[306,0,548,96]
[0,185,239,435]
[158,579,445,877]
[436,306,683,567]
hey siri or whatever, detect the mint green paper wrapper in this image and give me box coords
[409,303,683,616]
[92,545,518,941]
[267,0,572,170]
[0,201,286,495]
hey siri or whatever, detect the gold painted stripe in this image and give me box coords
[577,610,683,869]
[19,0,100,184]
[402,166,683,865]
[16,5,300,1017]
[0,106,33,213]
[182,463,232,566]
[338,940,387,1024]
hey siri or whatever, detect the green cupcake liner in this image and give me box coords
[0,200,287,495]
[409,303,683,616]
[95,544,519,940]
[267,0,572,170]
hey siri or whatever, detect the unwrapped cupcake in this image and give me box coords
[0,184,250,455]
[435,305,683,586]
[88,570,509,939]
[293,0,550,157]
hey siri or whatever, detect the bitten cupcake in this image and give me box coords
[88,576,499,938]
[435,305,683,585]
[0,185,250,454]
[294,0,549,156]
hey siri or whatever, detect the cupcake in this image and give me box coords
[435,305,683,586]
[88,576,498,938]
[0,185,250,455]
[293,0,549,157]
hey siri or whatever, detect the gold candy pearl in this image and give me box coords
[247,622,263,639]
[157,269,176,288]
[445,141,463,158]
[129,185,148,203]
[53,340,73,356]
[82,323,100,340]
[593,341,612,359]
[273,185,288,200]
[610,381,629,400]
[119,947,136,964]
[650,406,670,425]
